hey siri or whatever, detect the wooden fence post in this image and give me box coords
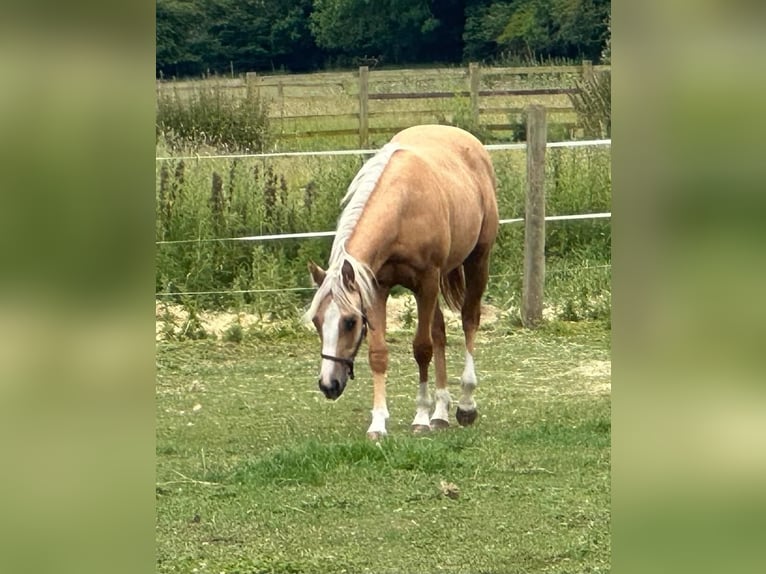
[245,72,257,99]
[582,59,594,82]
[469,62,480,125]
[522,105,547,328]
[358,66,369,147]
[278,80,285,133]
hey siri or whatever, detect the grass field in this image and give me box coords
[156,318,611,573]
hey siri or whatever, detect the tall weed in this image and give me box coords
[156,84,272,152]
[156,154,364,311]
[569,70,611,139]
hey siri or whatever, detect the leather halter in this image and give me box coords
[320,309,369,380]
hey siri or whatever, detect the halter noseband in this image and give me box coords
[320,309,369,380]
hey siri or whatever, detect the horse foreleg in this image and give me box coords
[367,287,390,440]
[411,272,439,432]
[430,303,451,429]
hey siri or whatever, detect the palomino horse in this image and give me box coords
[305,125,499,439]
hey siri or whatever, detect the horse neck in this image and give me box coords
[343,203,396,277]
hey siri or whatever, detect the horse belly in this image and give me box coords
[444,194,485,269]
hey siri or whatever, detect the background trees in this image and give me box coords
[309,0,442,64]
[156,0,610,78]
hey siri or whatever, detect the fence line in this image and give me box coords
[497,212,611,225]
[158,61,609,147]
[156,287,315,298]
[155,138,611,162]
[276,106,576,121]
[157,63,610,91]
[157,212,611,246]
[155,264,612,299]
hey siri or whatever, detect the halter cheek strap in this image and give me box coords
[320,313,369,380]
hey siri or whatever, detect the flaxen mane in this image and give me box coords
[304,143,403,320]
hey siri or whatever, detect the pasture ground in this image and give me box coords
[156,317,611,573]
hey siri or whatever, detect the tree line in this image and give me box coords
[157,0,610,78]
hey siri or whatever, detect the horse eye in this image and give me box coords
[344,317,357,331]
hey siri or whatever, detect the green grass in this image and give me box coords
[156,321,610,573]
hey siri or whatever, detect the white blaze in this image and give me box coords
[320,301,341,381]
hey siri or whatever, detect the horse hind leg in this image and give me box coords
[429,303,451,429]
[411,271,439,433]
[456,249,491,426]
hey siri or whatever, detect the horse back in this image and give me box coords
[347,125,498,280]
[390,125,498,251]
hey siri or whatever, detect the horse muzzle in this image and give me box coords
[318,376,346,400]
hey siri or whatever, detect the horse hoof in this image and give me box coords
[367,431,386,441]
[411,424,431,434]
[456,408,478,426]
[430,418,449,430]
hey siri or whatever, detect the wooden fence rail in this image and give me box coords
[354,61,593,146]
[367,87,579,100]
[158,63,609,90]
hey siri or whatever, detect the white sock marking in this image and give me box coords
[431,388,452,423]
[412,381,432,427]
[461,352,476,386]
[459,352,477,411]
[367,406,389,435]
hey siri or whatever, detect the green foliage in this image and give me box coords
[546,147,611,257]
[497,1,549,61]
[156,0,612,77]
[310,0,441,64]
[463,1,515,62]
[156,0,320,76]
[156,84,272,152]
[547,256,611,323]
[223,321,244,343]
[570,70,611,138]
[438,96,496,143]
[156,0,214,77]
[211,0,320,72]
[155,150,364,310]
[464,0,610,64]
[601,10,611,64]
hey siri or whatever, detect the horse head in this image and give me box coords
[307,259,369,400]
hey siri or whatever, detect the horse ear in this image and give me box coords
[308,261,326,287]
[341,259,356,289]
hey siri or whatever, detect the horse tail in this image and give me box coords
[440,266,466,312]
